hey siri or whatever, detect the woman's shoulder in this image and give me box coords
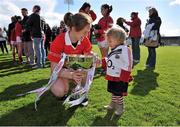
[52,32,66,45]
[81,36,90,43]
[56,32,66,40]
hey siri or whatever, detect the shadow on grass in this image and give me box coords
[0,59,17,70]
[0,92,78,126]
[0,60,38,78]
[0,58,50,77]
[0,79,49,101]
[91,111,121,126]
[130,68,159,96]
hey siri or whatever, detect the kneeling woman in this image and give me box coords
[48,13,92,101]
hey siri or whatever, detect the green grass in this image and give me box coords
[0,45,180,126]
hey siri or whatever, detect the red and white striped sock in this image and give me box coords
[112,94,123,105]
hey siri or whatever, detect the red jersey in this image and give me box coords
[15,22,22,37]
[79,10,97,22]
[96,16,113,42]
[48,31,92,63]
[125,16,141,38]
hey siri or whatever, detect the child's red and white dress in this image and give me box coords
[105,44,132,96]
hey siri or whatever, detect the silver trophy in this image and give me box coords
[63,54,97,107]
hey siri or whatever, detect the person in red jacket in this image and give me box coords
[94,4,113,72]
[15,16,23,63]
[48,12,92,106]
[123,12,141,66]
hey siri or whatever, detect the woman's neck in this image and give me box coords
[69,31,78,43]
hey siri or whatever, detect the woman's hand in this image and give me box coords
[71,71,84,85]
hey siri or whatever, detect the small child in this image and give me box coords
[104,26,132,119]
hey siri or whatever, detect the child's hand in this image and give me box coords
[96,57,102,67]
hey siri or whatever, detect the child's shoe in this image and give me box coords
[104,101,116,110]
[114,103,124,116]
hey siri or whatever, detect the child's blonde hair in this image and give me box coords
[106,26,126,44]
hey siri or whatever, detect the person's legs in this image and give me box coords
[0,41,4,54]
[17,42,23,63]
[2,41,8,54]
[24,42,29,62]
[148,47,156,67]
[44,42,49,57]
[12,44,16,62]
[28,41,35,65]
[40,38,46,67]
[98,41,109,71]
[114,95,124,116]
[146,47,151,66]
[131,37,140,62]
[104,93,116,110]
[33,38,42,67]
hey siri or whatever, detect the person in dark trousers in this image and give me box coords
[145,7,161,69]
[44,23,52,56]
[26,5,46,68]
[123,12,142,66]
[7,16,17,51]
[0,27,8,54]
[21,8,35,65]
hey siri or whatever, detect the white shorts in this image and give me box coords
[16,36,22,43]
[97,40,109,48]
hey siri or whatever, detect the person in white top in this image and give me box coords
[0,27,8,54]
[104,26,132,120]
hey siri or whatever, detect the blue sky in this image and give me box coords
[0,0,180,36]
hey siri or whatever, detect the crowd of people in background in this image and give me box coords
[0,3,161,70]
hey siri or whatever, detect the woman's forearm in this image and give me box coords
[50,62,73,79]
[59,68,73,79]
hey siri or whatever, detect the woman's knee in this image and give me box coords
[50,78,69,97]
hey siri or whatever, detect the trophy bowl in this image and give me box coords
[65,54,95,70]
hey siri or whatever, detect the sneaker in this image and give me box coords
[12,60,17,65]
[29,63,35,66]
[81,98,88,106]
[104,105,113,110]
